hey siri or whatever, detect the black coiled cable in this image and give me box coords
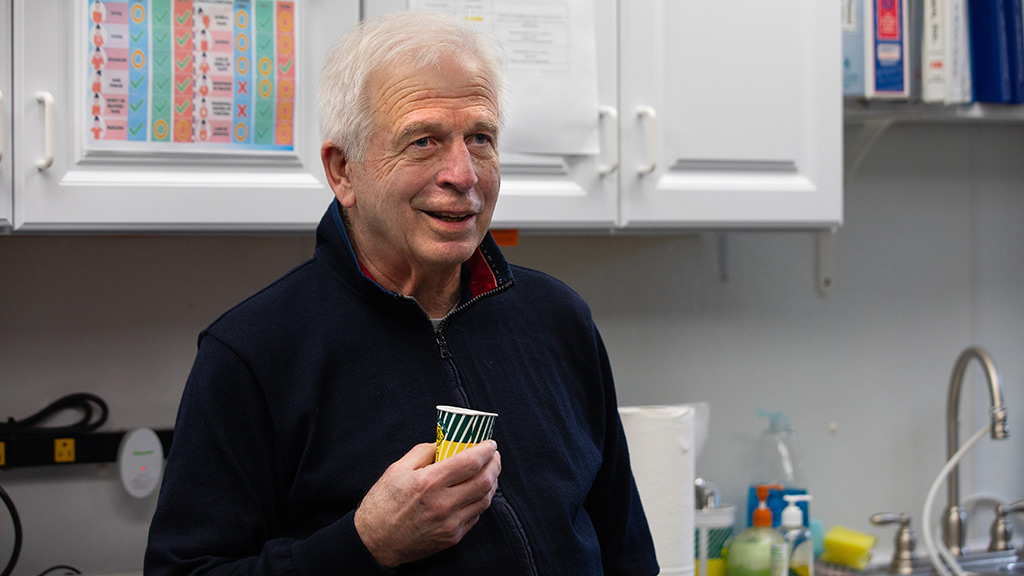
[0,392,108,435]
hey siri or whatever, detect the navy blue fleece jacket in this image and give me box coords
[144,201,658,575]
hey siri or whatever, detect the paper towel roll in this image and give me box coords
[620,404,697,576]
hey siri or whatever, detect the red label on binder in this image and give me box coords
[876,0,901,40]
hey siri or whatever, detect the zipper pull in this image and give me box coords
[435,329,452,359]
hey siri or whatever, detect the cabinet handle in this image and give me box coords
[597,105,618,175]
[0,89,4,161]
[36,91,54,170]
[636,106,657,174]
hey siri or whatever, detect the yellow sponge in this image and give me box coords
[820,526,877,570]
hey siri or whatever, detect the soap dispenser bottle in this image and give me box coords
[779,494,814,576]
[727,485,788,576]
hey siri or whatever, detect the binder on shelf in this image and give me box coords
[947,0,973,103]
[866,0,911,99]
[908,0,924,100]
[922,0,947,102]
[969,0,1012,102]
[1006,0,1024,102]
[843,0,868,96]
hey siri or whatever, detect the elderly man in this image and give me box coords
[145,11,657,575]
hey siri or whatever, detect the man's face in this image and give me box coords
[334,54,501,280]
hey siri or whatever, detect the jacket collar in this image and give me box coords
[317,200,514,303]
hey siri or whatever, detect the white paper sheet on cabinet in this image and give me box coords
[408,0,600,156]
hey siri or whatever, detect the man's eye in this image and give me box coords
[472,134,491,145]
[413,137,430,147]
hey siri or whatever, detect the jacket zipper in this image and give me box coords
[431,281,535,573]
[433,280,512,359]
[493,490,539,575]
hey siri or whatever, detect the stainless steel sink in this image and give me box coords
[863,551,1021,576]
[982,561,1024,575]
[961,551,1022,576]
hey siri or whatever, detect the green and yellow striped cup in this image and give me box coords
[435,405,498,462]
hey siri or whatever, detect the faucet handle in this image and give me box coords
[990,500,1024,553]
[871,512,916,575]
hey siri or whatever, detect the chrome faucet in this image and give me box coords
[943,346,1009,556]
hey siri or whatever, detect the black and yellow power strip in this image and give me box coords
[0,429,172,469]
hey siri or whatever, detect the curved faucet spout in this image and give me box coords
[944,346,1009,556]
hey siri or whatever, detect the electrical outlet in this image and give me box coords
[54,438,76,463]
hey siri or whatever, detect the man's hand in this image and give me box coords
[353,441,502,568]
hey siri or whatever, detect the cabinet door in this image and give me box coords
[13,0,356,232]
[619,0,842,229]
[363,0,619,231]
[0,0,11,229]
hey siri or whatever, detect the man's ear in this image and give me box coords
[321,142,356,208]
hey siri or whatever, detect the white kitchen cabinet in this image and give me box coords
[1,0,12,229]
[11,0,355,232]
[368,0,842,231]
[7,0,840,233]
[484,0,620,231]
[618,1,842,229]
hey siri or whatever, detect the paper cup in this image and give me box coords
[434,405,497,462]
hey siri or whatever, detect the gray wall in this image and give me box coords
[0,123,1022,574]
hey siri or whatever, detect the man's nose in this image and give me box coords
[437,139,479,192]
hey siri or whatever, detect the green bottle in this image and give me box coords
[727,485,788,576]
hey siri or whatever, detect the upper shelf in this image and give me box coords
[842,97,1024,182]
[844,97,1024,124]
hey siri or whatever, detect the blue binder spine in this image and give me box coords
[1005,0,1024,102]
[873,0,909,97]
[969,0,1012,102]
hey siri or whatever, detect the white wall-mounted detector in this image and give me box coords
[117,427,164,498]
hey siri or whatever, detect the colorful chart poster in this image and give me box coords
[86,0,296,152]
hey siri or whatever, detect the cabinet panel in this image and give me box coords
[619,0,842,229]
[12,0,355,232]
[1,0,12,229]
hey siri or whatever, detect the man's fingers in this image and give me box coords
[434,440,498,486]
[402,442,440,469]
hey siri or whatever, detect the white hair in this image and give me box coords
[316,11,509,162]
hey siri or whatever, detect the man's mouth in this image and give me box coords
[427,211,472,223]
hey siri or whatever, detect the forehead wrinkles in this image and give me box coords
[369,61,498,128]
